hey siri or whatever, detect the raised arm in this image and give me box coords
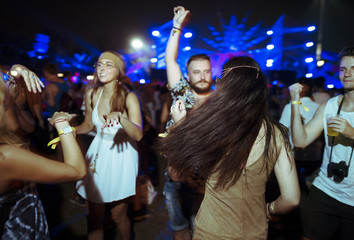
[289,83,325,147]
[0,112,86,184]
[10,64,44,94]
[1,65,44,112]
[165,6,191,89]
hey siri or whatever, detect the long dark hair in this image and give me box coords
[161,56,291,190]
[91,51,128,112]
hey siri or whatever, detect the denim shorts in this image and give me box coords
[163,175,203,232]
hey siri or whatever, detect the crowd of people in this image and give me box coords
[0,5,353,240]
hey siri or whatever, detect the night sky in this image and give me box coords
[2,0,353,55]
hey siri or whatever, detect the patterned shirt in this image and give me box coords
[165,77,195,131]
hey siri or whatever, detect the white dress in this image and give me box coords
[76,90,139,203]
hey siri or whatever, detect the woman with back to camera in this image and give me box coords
[162,56,300,239]
[0,65,86,239]
[73,51,143,240]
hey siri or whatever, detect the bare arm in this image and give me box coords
[290,83,325,147]
[165,6,191,89]
[74,88,95,134]
[103,92,143,141]
[267,144,300,219]
[0,112,86,184]
[45,83,57,108]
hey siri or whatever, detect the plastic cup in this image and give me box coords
[326,113,341,136]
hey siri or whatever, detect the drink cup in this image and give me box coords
[326,113,342,136]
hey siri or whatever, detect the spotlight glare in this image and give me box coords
[87,75,94,80]
[183,46,191,51]
[152,30,160,37]
[305,57,314,63]
[57,73,64,77]
[306,42,314,47]
[131,39,143,49]
[184,32,193,38]
[307,26,316,32]
[150,57,158,63]
[266,30,273,35]
[317,60,325,67]
[266,59,274,67]
[266,44,274,50]
[305,73,313,78]
[327,84,334,89]
[139,79,146,84]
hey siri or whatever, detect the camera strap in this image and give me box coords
[328,95,354,168]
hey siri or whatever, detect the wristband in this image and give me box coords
[58,126,76,136]
[291,101,309,112]
[47,127,76,149]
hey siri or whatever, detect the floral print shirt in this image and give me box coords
[165,77,194,132]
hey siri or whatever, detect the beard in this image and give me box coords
[189,79,212,93]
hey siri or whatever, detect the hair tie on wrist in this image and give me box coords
[53,119,68,127]
[292,101,309,112]
[172,27,182,36]
[172,26,182,31]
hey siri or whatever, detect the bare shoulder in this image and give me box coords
[46,82,58,92]
[126,91,140,103]
[0,145,29,166]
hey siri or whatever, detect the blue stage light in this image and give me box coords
[266,30,273,35]
[306,73,313,78]
[266,44,274,50]
[266,59,274,67]
[307,26,316,32]
[184,32,193,38]
[306,42,314,47]
[305,57,313,63]
[152,30,160,37]
[327,84,334,89]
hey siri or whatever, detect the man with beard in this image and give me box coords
[162,6,213,240]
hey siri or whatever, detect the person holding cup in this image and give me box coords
[326,113,343,136]
[289,46,354,240]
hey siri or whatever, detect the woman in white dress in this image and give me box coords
[74,51,143,240]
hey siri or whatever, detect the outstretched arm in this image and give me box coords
[103,92,143,141]
[165,6,191,89]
